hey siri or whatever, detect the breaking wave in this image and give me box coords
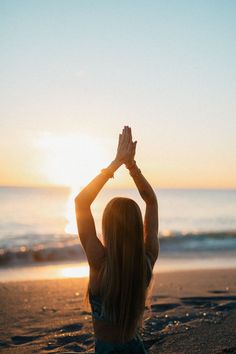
[0,231,236,267]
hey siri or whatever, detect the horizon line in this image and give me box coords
[0,184,236,191]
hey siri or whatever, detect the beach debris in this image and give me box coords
[41,305,57,312]
[45,341,58,350]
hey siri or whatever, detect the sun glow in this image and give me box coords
[36,132,110,190]
[35,132,111,234]
[65,190,79,234]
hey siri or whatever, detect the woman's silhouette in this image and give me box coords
[75,126,159,353]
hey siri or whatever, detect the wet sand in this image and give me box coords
[0,268,236,353]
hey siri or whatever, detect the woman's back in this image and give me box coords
[74,126,159,352]
[88,252,153,343]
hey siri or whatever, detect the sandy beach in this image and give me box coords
[0,268,236,353]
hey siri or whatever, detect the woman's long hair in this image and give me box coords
[99,197,149,341]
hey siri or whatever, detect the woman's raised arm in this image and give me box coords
[124,127,159,267]
[131,167,159,267]
[74,158,121,207]
[74,126,132,269]
[74,158,121,269]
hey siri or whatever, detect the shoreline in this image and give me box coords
[1,256,236,283]
[1,268,236,353]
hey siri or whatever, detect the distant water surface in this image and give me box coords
[0,186,235,268]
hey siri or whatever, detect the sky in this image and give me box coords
[0,0,236,189]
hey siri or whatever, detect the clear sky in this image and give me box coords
[1,0,235,189]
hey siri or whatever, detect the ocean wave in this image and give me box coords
[0,231,236,267]
[159,231,236,252]
[0,240,86,267]
[159,230,236,238]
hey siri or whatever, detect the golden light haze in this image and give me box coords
[0,129,235,189]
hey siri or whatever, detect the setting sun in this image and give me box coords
[36,132,110,189]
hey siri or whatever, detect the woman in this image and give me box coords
[75,126,159,353]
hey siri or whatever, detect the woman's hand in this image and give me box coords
[124,126,137,167]
[114,126,137,165]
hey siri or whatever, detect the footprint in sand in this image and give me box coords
[43,333,93,351]
[59,323,83,332]
[151,303,180,312]
[11,335,42,345]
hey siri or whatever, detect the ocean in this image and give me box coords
[0,186,236,279]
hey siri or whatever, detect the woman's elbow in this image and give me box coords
[74,195,89,209]
[74,195,82,207]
